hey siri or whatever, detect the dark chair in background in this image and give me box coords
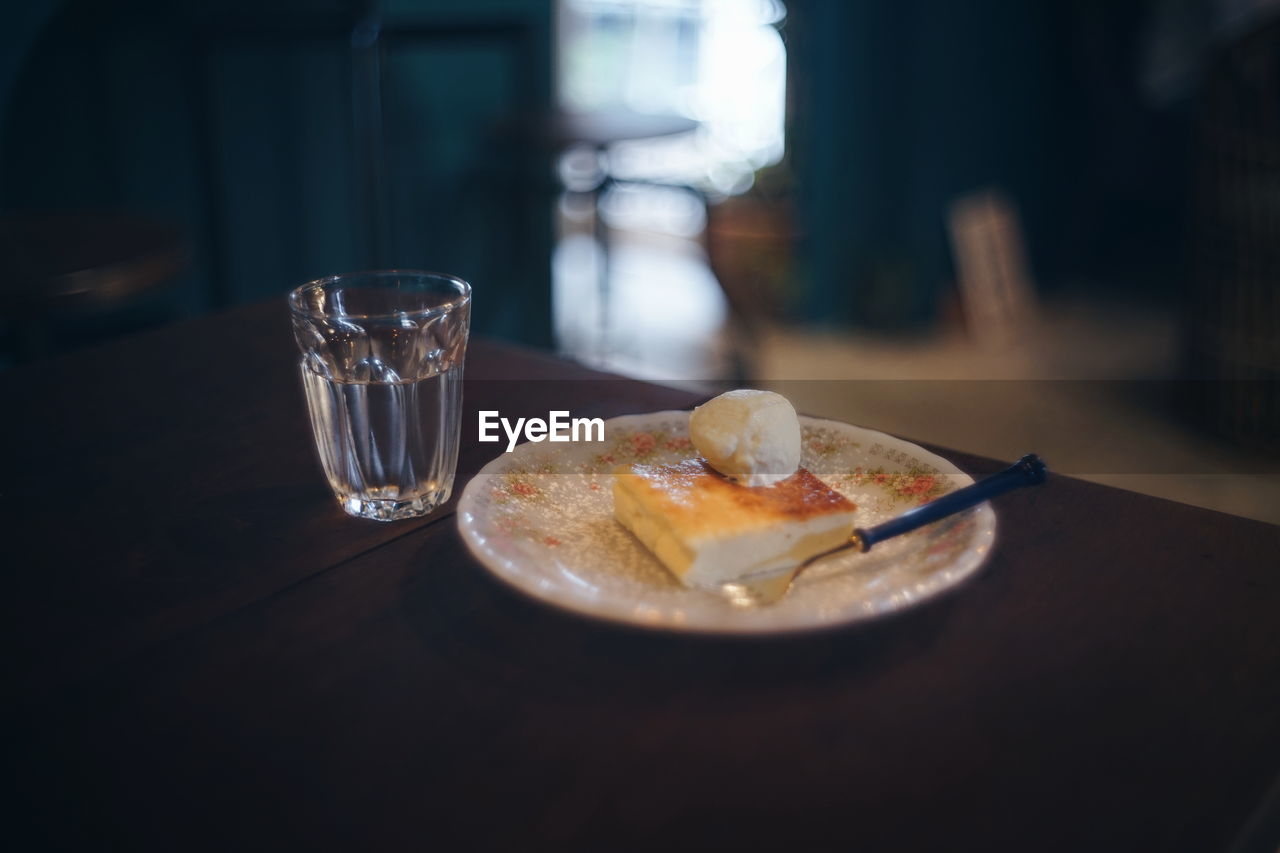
[1185,17,1280,452]
[0,212,185,364]
[0,0,556,365]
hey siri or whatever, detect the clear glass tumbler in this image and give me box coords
[289,270,471,521]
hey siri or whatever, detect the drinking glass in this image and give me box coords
[289,270,471,521]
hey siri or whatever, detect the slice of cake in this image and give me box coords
[613,459,857,587]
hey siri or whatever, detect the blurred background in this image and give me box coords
[1,0,1277,521]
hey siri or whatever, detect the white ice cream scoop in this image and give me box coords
[689,389,802,487]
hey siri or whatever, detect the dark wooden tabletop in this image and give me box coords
[4,301,1279,852]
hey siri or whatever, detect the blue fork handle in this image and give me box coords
[854,454,1047,552]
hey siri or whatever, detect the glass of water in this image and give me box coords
[289,270,471,521]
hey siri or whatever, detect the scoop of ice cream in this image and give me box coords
[689,389,801,487]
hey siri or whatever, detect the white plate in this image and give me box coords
[457,411,996,634]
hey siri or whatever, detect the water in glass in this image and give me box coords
[301,358,462,521]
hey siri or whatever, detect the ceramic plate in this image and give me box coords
[457,411,996,634]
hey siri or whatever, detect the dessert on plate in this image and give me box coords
[613,390,857,587]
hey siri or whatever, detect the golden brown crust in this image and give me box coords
[613,459,856,540]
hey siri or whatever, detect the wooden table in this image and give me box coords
[4,302,1279,852]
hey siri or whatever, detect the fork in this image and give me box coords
[713,454,1048,607]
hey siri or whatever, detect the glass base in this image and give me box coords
[338,488,449,522]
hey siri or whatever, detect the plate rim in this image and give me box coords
[457,411,997,635]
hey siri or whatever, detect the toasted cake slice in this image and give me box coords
[613,459,857,587]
